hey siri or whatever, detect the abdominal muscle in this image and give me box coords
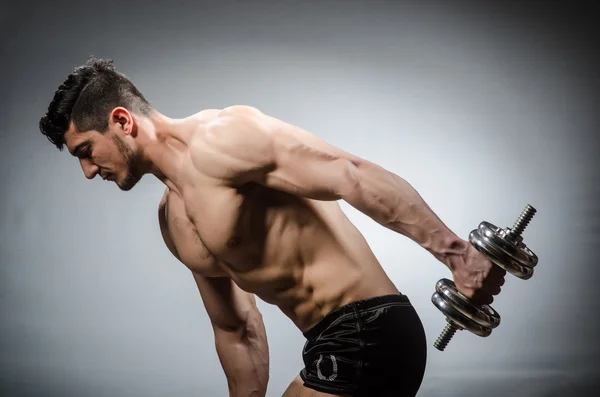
[170,186,400,333]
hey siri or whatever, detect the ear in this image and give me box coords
[110,107,135,136]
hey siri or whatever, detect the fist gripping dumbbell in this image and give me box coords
[431,205,539,351]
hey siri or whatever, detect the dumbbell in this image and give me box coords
[431,204,539,351]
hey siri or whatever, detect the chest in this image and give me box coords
[181,182,272,264]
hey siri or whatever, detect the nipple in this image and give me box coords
[227,236,242,247]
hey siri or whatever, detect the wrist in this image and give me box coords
[425,232,468,269]
[229,384,266,397]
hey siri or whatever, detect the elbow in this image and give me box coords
[338,159,398,226]
[336,158,363,200]
[241,309,266,342]
[213,308,265,342]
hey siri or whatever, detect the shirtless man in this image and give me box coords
[39,58,505,397]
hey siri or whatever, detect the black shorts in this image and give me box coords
[299,294,427,397]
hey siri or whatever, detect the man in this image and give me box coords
[39,57,505,397]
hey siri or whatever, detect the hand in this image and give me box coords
[447,242,506,305]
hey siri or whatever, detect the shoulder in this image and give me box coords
[158,188,170,229]
[185,107,262,135]
[157,188,179,258]
[158,187,169,211]
[207,105,267,133]
[157,188,185,231]
[188,106,282,183]
[218,105,263,118]
[200,106,273,162]
[158,188,186,220]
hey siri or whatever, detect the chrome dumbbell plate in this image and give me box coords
[469,221,538,280]
[431,278,501,337]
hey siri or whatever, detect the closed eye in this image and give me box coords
[68,138,93,159]
[73,144,91,159]
[79,148,91,159]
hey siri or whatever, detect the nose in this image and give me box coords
[79,158,100,179]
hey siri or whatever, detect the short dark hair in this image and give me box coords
[39,56,153,150]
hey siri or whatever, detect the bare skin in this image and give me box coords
[63,105,505,396]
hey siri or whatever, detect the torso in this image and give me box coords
[160,110,399,331]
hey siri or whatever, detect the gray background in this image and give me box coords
[1,0,599,396]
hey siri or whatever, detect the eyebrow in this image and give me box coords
[70,140,90,157]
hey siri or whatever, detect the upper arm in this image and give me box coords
[157,189,259,332]
[205,106,365,200]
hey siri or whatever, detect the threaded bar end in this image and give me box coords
[434,323,458,351]
[511,204,537,237]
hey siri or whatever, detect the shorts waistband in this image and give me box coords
[302,293,411,340]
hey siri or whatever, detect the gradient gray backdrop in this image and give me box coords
[1,1,599,396]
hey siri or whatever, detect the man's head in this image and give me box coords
[39,57,152,191]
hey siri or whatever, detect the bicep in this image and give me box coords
[192,272,258,333]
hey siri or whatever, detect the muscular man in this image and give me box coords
[39,58,505,397]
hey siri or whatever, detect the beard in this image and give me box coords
[111,134,142,191]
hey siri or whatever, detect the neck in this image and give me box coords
[137,110,193,193]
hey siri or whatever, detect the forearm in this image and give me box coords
[214,311,269,397]
[344,160,469,267]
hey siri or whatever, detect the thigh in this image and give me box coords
[283,375,353,397]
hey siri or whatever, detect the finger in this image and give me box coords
[488,265,507,280]
[471,292,494,306]
[487,267,507,285]
[483,285,502,296]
